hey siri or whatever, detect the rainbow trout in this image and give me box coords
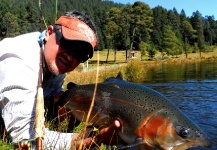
[58,73,211,149]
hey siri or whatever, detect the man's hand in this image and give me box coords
[95,120,121,145]
[71,120,121,149]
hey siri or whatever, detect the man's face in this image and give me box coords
[44,30,80,75]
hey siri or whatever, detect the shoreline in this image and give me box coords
[65,50,217,85]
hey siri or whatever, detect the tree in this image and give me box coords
[11,2,31,34]
[121,4,133,60]
[0,0,12,39]
[180,9,187,22]
[2,12,20,37]
[1,0,217,57]
[204,15,216,45]
[139,41,147,60]
[162,25,183,57]
[128,1,153,60]
[204,20,212,46]
[190,11,205,56]
[180,20,197,58]
[105,7,122,62]
[105,20,121,62]
[147,44,157,60]
[167,8,181,40]
[151,6,168,51]
[26,1,40,31]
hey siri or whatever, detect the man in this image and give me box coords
[0,10,120,149]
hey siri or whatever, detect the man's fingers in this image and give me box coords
[71,119,122,148]
[94,119,121,145]
[99,119,121,134]
[114,120,121,128]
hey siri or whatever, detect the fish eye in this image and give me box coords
[179,128,189,138]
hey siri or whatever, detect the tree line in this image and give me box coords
[1,0,217,60]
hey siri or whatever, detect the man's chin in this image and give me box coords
[47,65,62,75]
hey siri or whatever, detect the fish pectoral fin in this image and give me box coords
[135,109,167,137]
[117,138,145,150]
[94,116,114,127]
[135,110,183,149]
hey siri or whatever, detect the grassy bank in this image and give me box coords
[65,49,217,85]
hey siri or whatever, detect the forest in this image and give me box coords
[1,0,217,59]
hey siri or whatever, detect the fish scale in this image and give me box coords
[58,73,212,149]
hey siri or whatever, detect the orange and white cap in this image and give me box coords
[55,16,98,57]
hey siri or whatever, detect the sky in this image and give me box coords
[112,0,217,17]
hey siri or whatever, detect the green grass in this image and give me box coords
[0,139,13,149]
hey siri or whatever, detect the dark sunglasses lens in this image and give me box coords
[73,42,91,62]
[59,38,74,52]
[55,30,92,62]
[60,39,91,62]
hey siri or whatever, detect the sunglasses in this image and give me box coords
[54,29,93,63]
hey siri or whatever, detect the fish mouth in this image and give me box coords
[171,138,212,150]
[154,137,212,150]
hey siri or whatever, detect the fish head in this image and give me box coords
[135,110,212,150]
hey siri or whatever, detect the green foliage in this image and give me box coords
[167,8,181,39]
[139,41,156,60]
[162,26,183,56]
[0,140,13,150]
[105,7,122,49]
[0,0,217,57]
[2,12,20,37]
[151,6,168,51]
[130,2,153,47]
[193,43,199,53]
[205,45,217,52]
[124,59,145,82]
[190,11,205,50]
[147,44,157,60]
[139,41,147,57]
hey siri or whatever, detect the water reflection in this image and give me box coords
[144,60,217,83]
[142,60,217,149]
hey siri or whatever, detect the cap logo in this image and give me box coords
[77,23,95,44]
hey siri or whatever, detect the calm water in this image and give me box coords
[142,60,217,149]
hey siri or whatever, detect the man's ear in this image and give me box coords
[44,25,54,42]
[47,25,54,35]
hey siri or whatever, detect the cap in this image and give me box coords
[55,16,98,58]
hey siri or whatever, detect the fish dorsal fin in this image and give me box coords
[116,72,123,80]
[67,82,77,89]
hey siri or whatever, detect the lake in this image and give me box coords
[142,60,217,150]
